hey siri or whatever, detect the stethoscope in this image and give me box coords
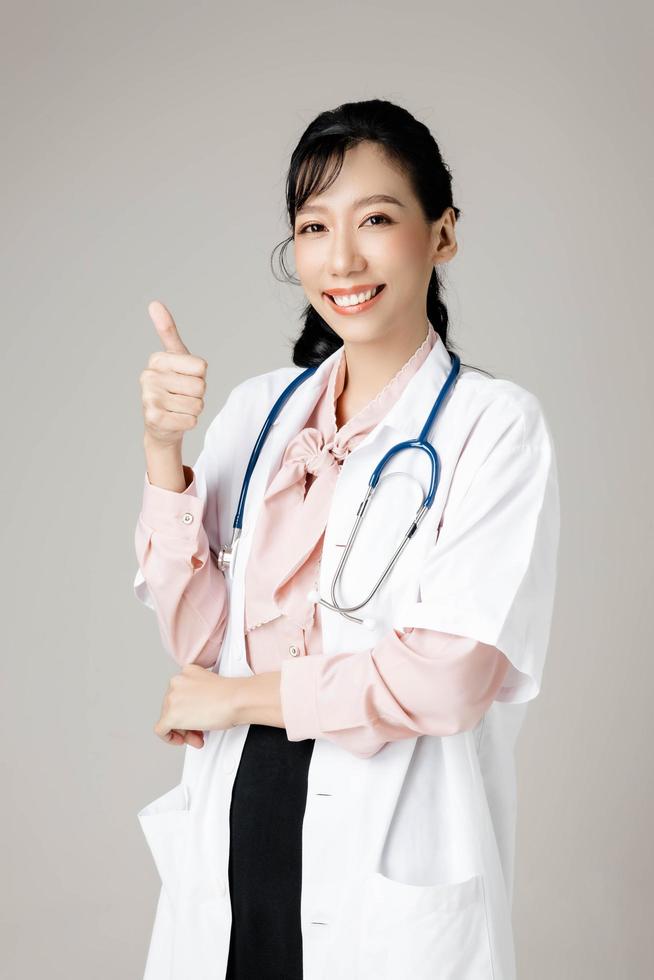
[210,349,461,628]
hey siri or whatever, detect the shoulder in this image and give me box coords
[227,364,307,406]
[441,368,560,529]
[453,367,555,459]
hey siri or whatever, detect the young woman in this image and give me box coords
[134,99,560,980]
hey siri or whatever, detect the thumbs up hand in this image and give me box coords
[139,301,208,449]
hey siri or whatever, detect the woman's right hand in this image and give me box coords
[140,301,211,746]
[140,300,208,449]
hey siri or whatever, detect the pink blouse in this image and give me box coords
[134,326,510,758]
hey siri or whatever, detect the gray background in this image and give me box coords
[2,1,652,977]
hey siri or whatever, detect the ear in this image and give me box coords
[429,220,442,263]
[431,208,458,264]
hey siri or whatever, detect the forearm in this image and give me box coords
[134,463,229,667]
[232,672,285,729]
[279,628,510,758]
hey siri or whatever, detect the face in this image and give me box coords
[293,140,457,349]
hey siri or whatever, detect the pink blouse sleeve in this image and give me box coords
[134,465,229,668]
[279,627,510,758]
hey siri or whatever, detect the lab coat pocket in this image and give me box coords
[137,781,191,913]
[358,870,493,980]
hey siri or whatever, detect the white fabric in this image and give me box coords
[394,389,559,704]
[133,331,560,980]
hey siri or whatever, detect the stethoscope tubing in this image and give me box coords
[233,365,318,530]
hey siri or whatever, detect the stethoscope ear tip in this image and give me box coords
[361,617,377,630]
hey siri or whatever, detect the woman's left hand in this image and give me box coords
[154,665,238,746]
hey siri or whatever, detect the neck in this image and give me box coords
[337,320,431,420]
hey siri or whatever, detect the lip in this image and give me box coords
[323,283,386,315]
[324,282,384,296]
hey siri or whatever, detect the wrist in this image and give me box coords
[143,432,183,458]
[143,436,190,492]
[230,677,251,727]
[230,673,284,729]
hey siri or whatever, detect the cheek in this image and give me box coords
[293,242,320,282]
[296,266,321,298]
[375,226,428,268]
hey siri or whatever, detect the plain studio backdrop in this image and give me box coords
[1,1,651,977]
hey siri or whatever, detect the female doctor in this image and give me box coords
[133,98,560,980]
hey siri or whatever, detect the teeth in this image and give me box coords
[330,286,380,307]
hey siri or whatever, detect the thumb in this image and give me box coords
[147,300,190,355]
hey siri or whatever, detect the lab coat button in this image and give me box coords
[181,512,194,525]
[289,645,300,657]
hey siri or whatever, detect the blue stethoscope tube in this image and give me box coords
[212,348,461,627]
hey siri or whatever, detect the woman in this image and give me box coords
[134,99,560,980]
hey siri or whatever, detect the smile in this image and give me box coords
[323,284,386,314]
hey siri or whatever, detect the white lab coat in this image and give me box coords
[133,333,560,980]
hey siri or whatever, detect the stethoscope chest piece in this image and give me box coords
[210,526,242,578]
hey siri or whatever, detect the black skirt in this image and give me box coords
[225,722,316,980]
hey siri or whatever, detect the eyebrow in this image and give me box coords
[296,193,406,216]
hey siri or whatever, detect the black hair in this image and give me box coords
[270,97,492,377]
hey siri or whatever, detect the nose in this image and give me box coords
[326,226,366,280]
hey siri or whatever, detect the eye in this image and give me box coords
[296,213,393,235]
[364,213,392,227]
